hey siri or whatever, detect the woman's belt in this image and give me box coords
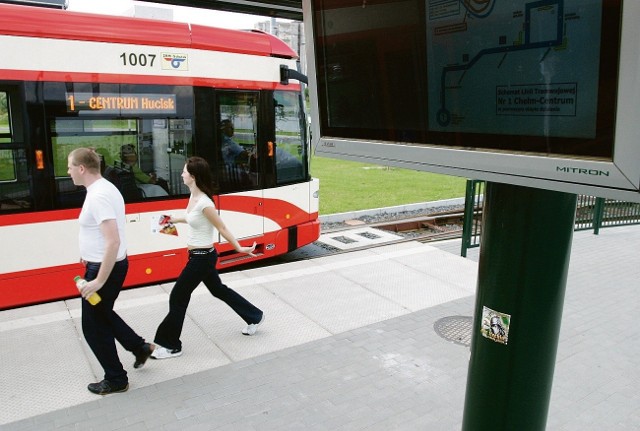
[188,247,215,255]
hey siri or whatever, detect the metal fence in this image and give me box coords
[460,181,640,256]
[575,195,640,234]
[460,180,484,257]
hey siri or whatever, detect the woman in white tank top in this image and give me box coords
[151,157,264,360]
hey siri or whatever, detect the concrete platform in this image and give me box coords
[0,224,638,430]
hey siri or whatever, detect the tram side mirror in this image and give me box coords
[280,65,308,85]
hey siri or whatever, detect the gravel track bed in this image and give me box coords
[320,204,465,233]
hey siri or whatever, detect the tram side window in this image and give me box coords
[52,118,191,206]
[273,91,306,185]
[0,90,31,212]
[46,82,193,206]
[217,92,259,193]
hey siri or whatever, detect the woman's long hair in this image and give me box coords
[186,156,215,197]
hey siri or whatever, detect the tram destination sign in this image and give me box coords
[66,92,177,115]
[304,0,640,202]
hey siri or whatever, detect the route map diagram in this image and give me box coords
[426,0,603,139]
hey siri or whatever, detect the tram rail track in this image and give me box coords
[257,196,640,269]
[227,208,475,272]
[370,210,466,243]
[257,210,472,267]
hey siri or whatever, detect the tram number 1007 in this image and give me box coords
[119,52,157,68]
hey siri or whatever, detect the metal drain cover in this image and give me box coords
[331,235,357,244]
[357,231,381,240]
[434,316,473,347]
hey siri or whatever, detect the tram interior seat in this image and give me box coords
[103,163,143,202]
[221,163,253,188]
[56,162,142,208]
[56,177,86,207]
[276,165,304,183]
[0,190,32,210]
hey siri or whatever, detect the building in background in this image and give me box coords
[133,4,306,75]
[0,0,67,8]
[133,3,172,20]
[255,19,306,75]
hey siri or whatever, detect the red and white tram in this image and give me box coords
[0,3,319,309]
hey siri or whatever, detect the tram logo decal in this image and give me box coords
[161,53,189,71]
[481,306,510,345]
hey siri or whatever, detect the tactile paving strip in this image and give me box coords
[317,227,404,250]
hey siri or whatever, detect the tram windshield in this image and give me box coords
[274,90,307,185]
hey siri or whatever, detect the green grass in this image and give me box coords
[310,156,467,215]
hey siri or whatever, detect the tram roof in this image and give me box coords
[137,0,303,21]
[0,0,303,20]
[0,2,298,58]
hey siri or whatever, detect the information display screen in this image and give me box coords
[310,0,621,159]
[427,1,601,139]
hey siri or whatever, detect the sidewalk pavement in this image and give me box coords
[0,225,638,430]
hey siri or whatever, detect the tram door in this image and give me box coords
[215,91,263,241]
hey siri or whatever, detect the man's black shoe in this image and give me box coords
[87,380,129,395]
[133,342,155,369]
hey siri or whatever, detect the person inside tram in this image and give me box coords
[219,119,256,187]
[274,144,303,171]
[220,118,301,175]
[220,119,249,166]
[119,144,169,197]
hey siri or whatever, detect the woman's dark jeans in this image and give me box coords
[154,249,263,350]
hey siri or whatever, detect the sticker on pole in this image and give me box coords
[481,306,511,345]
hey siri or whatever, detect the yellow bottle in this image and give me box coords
[74,275,101,305]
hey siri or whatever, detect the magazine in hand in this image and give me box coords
[151,214,178,236]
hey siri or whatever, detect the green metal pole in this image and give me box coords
[593,197,604,235]
[461,182,577,431]
[461,179,476,258]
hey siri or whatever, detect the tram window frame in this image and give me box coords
[0,90,12,144]
[0,86,32,212]
[273,90,307,185]
[215,91,260,194]
[0,87,24,145]
[0,91,15,181]
[45,82,195,206]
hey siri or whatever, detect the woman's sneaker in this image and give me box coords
[150,345,182,359]
[242,314,265,336]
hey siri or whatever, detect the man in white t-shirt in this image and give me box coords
[67,148,155,395]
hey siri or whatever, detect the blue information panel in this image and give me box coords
[427,0,600,139]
